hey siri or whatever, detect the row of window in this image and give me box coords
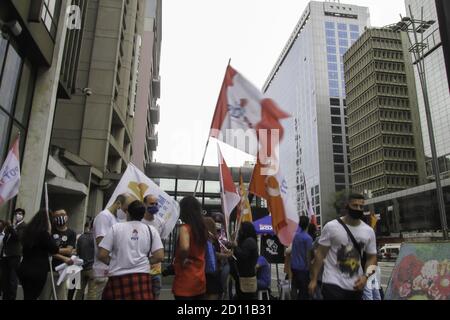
[375,61,406,73]
[325,22,359,32]
[345,57,379,91]
[385,162,418,173]
[349,121,379,145]
[348,100,378,124]
[377,84,409,96]
[372,37,402,50]
[349,109,378,135]
[376,72,407,85]
[346,79,379,105]
[373,49,404,61]
[350,147,383,171]
[352,164,385,184]
[380,109,412,121]
[382,134,414,146]
[351,138,383,162]
[386,176,419,187]
[352,176,386,193]
[381,122,412,134]
[384,148,416,160]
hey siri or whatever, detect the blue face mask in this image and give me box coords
[147,205,159,215]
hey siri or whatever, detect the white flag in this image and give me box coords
[105,163,179,239]
[0,137,20,205]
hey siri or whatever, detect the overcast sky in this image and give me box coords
[157,0,407,168]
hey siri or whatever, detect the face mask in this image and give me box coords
[15,214,24,222]
[348,208,364,220]
[54,216,67,227]
[117,209,127,221]
[147,205,159,215]
[215,223,222,230]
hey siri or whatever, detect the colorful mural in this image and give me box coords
[385,242,450,300]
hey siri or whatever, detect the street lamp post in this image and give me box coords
[391,6,448,240]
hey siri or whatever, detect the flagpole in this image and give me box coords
[193,58,232,197]
[193,137,210,197]
[45,182,58,301]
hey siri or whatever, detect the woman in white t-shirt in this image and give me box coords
[98,200,164,300]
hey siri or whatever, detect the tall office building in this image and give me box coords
[344,28,426,198]
[405,0,450,177]
[49,0,146,227]
[132,0,161,171]
[263,1,370,225]
[1,1,86,222]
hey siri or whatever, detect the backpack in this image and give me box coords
[205,240,217,274]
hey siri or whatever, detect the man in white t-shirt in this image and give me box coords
[98,200,164,300]
[91,193,132,300]
[308,193,377,300]
[142,194,165,299]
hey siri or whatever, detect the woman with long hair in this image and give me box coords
[231,221,258,300]
[172,196,207,300]
[18,209,59,300]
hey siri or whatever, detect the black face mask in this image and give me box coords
[348,208,364,220]
[54,216,67,227]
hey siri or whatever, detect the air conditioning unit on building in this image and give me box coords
[150,104,160,125]
[152,76,161,99]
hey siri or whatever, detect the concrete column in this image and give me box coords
[88,187,105,217]
[16,0,70,220]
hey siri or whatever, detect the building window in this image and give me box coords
[332,135,343,144]
[0,39,35,163]
[338,23,347,31]
[326,29,335,38]
[333,145,344,154]
[350,25,359,32]
[41,0,61,40]
[331,107,341,115]
[330,98,340,106]
[325,22,335,30]
[338,31,348,39]
[331,117,342,125]
[332,126,342,134]
[335,175,345,184]
[334,155,344,163]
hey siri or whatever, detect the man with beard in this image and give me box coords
[308,193,377,300]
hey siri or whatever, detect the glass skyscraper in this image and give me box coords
[263,1,370,226]
[405,0,450,177]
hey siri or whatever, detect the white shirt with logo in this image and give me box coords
[318,218,377,291]
[93,209,118,277]
[99,221,163,277]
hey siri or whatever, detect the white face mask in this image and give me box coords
[15,214,24,223]
[215,223,222,230]
[117,209,127,221]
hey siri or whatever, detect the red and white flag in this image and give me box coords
[217,144,240,229]
[210,65,290,156]
[0,137,21,205]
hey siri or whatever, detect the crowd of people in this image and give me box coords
[0,192,382,301]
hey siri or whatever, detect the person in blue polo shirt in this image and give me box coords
[290,216,313,300]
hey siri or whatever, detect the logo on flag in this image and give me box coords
[210,65,290,176]
[0,137,20,205]
[105,163,179,239]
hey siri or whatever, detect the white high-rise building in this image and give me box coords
[263,1,370,225]
[405,0,450,177]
